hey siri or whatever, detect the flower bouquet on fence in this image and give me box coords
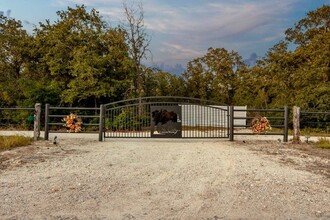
[63,113,83,133]
[251,117,271,133]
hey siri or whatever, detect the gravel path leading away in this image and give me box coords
[0,133,329,219]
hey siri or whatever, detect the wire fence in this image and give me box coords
[300,111,330,136]
[1,103,329,141]
[0,107,35,130]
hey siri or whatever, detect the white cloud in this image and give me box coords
[160,43,203,58]
[51,0,321,66]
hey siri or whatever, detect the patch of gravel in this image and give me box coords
[0,133,329,219]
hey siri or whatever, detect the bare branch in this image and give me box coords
[123,0,152,97]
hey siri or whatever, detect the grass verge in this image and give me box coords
[315,137,330,149]
[0,135,34,152]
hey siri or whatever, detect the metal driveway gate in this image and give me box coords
[103,96,229,138]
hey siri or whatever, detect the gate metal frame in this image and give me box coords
[230,106,289,142]
[103,96,230,139]
[44,104,103,141]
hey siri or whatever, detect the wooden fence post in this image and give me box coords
[292,106,301,144]
[33,103,41,141]
[99,104,105,141]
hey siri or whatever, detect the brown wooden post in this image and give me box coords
[34,103,41,141]
[292,106,301,144]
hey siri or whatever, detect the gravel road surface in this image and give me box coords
[0,132,329,219]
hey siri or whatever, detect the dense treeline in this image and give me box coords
[0,5,329,110]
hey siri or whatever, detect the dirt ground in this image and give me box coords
[0,133,329,219]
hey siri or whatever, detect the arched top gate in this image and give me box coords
[103,96,229,138]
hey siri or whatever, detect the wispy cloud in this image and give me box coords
[146,1,294,38]
[52,0,322,66]
[156,42,203,62]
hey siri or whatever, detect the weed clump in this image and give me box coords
[315,137,330,149]
[0,135,33,151]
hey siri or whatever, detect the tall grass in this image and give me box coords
[300,128,329,137]
[315,138,330,149]
[0,135,34,152]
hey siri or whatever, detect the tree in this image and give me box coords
[285,5,330,110]
[144,68,185,97]
[183,57,212,100]
[183,47,247,105]
[253,5,330,110]
[285,5,330,46]
[252,42,297,108]
[123,0,151,98]
[0,15,32,106]
[34,5,132,106]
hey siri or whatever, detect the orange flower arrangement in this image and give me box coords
[251,116,271,133]
[63,113,83,133]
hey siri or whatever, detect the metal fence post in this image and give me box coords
[284,106,289,142]
[45,104,50,141]
[33,103,41,140]
[229,106,234,141]
[99,104,105,141]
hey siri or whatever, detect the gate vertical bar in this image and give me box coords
[44,104,50,141]
[284,106,289,142]
[229,106,234,141]
[99,104,105,141]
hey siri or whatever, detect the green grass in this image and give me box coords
[315,137,330,149]
[299,128,329,137]
[0,135,34,152]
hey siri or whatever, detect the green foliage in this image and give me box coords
[34,5,132,106]
[108,109,150,131]
[285,5,330,46]
[0,109,35,130]
[235,5,330,110]
[0,15,32,106]
[0,5,137,107]
[143,68,185,97]
[183,47,247,104]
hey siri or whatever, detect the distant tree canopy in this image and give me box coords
[0,5,329,110]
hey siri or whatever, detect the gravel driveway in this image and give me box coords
[1,132,329,219]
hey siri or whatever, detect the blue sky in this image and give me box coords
[1,0,329,68]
